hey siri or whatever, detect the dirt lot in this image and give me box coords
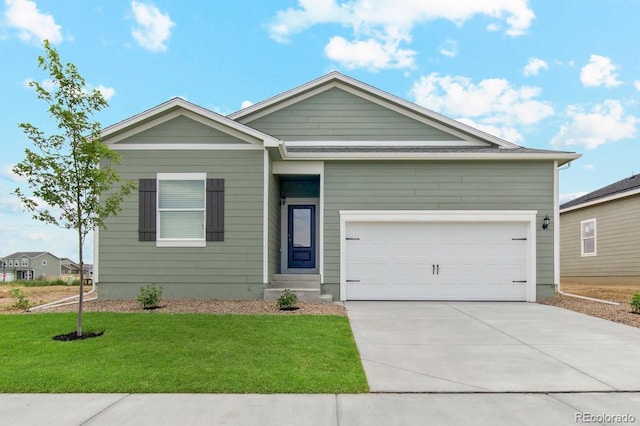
[2,282,639,326]
[0,284,81,313]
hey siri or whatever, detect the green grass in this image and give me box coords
[0,313,368,393]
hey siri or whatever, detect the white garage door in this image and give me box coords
[344,221,529,301]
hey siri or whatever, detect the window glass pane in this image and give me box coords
[293,209,311,248]
[160,211,204,239]
[583,222,594,238]
[583,238,595,254]
[159,180,204,209]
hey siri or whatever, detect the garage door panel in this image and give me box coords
[345,221,529,301]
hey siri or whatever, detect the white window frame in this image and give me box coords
[21,259,29,267]
[156,172,207,248]
[580,218,597,257]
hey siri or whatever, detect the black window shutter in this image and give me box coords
[138,179,157,241]
[206,179,224,241]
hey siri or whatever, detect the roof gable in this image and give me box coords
[102,98,279,149]
[116,115,252,146]
[243,87,491,146]
[561,174,640,211]
[230,72,516,148]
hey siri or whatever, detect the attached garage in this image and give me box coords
[340,211,537,302]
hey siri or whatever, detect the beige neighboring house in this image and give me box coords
[560,174,640,285]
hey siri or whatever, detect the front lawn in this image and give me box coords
[0,313,368,393]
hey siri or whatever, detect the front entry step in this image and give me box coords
[265,274,332,303]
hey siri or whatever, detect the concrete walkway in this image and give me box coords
[346,302,640,393]
[2,393,640,426]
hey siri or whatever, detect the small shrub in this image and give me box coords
[631,293,640,314]
[277,289,298,310]
[10,288,31,310]
[136,284,163,309]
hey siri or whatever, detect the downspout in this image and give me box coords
[555,161,619,306]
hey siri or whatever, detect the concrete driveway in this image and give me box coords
[346,302,640,393]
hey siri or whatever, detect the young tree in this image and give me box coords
[13,40,134,337]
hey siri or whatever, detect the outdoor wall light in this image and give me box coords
[542,215,550,230]
[280,194,287,206]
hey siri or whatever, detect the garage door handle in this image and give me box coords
[346,237,360,241]
[432,264,440,275]
[346,279,360,283]
[512,280,527,283]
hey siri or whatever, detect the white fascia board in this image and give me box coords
[339,210,538,222]
[282,151,581,164]
[560,187,640,213]
[111,144,263,151]
[272,161,324,175]
[285,140,487,147]
[102,97,280,147]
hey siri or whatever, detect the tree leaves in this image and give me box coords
[12,39,135,336]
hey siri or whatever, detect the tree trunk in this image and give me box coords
[76,226,84,337]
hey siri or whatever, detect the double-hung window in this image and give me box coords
[581,218,597,256]
[156,173,206,247]
[21,259,29,267]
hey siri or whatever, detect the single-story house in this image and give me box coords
[96,72,579,302]
[560,173,640,286]
[1,252,63,280]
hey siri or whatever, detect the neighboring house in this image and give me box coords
[97,72,579,302]
[1,252,62,280]
[61,258,80,275]
[560,174,640,286]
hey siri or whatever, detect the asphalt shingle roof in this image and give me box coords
[560,173,640,209]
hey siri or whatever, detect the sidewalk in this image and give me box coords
[2,393,639,426]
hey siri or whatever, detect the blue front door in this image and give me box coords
[287,205,316,269]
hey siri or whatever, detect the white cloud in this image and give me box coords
[634,81,640,91]
[580,55,622,88]
[583,164,595,170]
[439,39,458,58]
[457,118,524,143]
[268,0,534,70]
[4,0,62,44]
[0,164,25,182]
[23,78,115,101]
[94,84,116,101]
[524,57,548,76]
[550,100,637,149]
[325,34,415,70]
[240,100,254,109]
[130,1,175,52]
[411,73,554,142]
[560,192,588,203]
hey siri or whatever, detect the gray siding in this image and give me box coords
[98,149,264,300]
[119,115,254,145]
[245,87,462,142]
[560,194,640,283]
[322,161,556,300]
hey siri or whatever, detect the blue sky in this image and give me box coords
[1,0,639,263]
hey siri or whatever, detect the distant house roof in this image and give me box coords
[560,173,640,211]
[2,251,58,259]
